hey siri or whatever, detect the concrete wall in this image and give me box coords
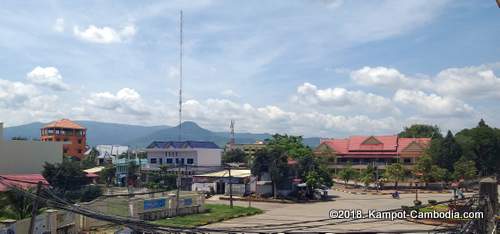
[0,139,62,174]
[196,148,222,166]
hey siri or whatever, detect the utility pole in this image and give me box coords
[28,181,43,234]
[175,163,182,215]
[228,166,233,208]
[478,177,498,233]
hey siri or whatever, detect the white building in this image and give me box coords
[0,123,62,174]
[94,144,129,164]
[144,141,222,171]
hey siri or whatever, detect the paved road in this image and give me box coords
[204,189,471,233]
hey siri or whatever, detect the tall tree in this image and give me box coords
[430,131,462,171]
[399,124,442,138]
[0,188,39,220]
[455,119,500,176]
[42,161,89,192]
[453,158,477,181]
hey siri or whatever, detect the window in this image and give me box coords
[159,158,163,164]
[187,158,194,164]
[166,158,173,164]
[78,149,82,154]
[63,148,68,154]
[180,158,185,165]
[150,158,157,164]
[78,139,82,144]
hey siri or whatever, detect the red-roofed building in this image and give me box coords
[40,119,87,159]
[314,135,430,171]
[0,174,48,192]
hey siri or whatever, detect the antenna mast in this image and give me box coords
[229,119,235,145]
[178,10,183,141]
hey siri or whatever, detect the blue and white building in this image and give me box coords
[144,141,222,171]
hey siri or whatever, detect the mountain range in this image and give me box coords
[2,121,321,148]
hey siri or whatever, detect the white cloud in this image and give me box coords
[86,88,149,115]
[73,24,136,44]
[435,65,500,99]
[221,89,239,98]
[53,18,64,32]
[393,89,474,117]
[293,82,397,113]
[350,66,431,90]
[0,79,38,107]
[26,66,69,91]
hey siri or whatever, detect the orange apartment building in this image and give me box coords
[40,119,87,159]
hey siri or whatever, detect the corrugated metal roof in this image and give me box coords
[146,141,220,149]
[195,169,251,178]
[320,136,430,156]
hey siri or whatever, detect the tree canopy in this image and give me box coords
[399,124,442,138]
[222,148,247,164]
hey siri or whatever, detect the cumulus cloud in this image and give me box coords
[393,89,474,117]
[73,24,136,43]
[351,66,431,90]
[435,65,500,99]
[351,64,500,100]
[0,79,38,107]
[86,88,149,115]
[292,82,398,113]
[26,66,69,91]
[53,18,64,32]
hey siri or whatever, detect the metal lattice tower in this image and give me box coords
[178,10,183,141]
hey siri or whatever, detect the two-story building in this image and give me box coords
[315,135,430,172]
[144,141,222,173]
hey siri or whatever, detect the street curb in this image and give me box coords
[332,188,449,195]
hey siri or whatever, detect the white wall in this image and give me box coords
[146,148,222,167]
[195,148,222,166]
[0,140,63,174]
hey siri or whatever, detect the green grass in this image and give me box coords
[419,204,449,213]
[152,204,263,228]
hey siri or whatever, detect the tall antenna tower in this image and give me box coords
[178,10,183,141]
[229,119,235,145]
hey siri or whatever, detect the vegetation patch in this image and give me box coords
[152,204,262,228]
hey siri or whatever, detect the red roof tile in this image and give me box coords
[320,136,430,157]
[43,119,85,130]
[0,174,48,192]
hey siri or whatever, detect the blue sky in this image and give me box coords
[1,0,500,137]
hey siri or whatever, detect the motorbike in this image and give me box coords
[391,191,400,199]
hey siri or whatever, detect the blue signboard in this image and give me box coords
[183,198,193,206]
[144,198,166,210]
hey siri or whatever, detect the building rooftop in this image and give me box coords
[147,141,220,149]
[195,169,251,178]
[320,135,431,155]
[0,174,49,192]
[43,119,85,130]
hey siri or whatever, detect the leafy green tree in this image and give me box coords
[414,155,433,186]
[127,161,139,186]
[429,131,462,171]
[455,119,500,176]
[453,158,477,180]
[338,163,357,185]
[251,134,332,197]
[399,124,442,138]
[222,148,247,164]
[0,188,40,220]
[384,163,406,189]
[42,161,89,192]
[100,166,116,186]
[305,170,323,189]
[429,166,448,182]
